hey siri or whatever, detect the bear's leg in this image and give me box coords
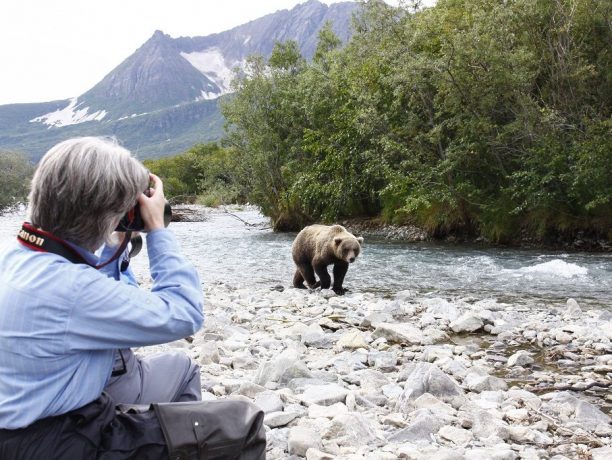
[314,263,332,290]
[293,269,306,289]
[332,262,349,295]
[297,263,319,289]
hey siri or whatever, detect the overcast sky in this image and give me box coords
[0,1,418,106]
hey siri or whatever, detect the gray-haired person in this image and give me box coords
[0,137,266,459]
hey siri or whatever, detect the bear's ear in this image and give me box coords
[357,236,364,246]
[334,237,343,246]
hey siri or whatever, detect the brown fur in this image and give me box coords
[291,224,363,295]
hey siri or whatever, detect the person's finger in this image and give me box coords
[149,173,164,193]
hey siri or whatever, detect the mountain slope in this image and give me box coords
[0,0,358,161]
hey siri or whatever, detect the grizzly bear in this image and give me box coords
[292,224,364,295]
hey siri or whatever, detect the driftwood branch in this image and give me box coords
[222,209,271,230]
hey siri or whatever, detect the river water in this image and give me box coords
[2,208,610,308]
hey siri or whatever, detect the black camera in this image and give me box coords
[115,201,172,232]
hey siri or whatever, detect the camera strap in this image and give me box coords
[17,222,131,270]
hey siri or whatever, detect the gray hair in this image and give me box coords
[28,137,149,250]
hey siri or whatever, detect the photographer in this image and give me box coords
[0,137,265,459]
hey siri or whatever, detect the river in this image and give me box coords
[1,207,610,308]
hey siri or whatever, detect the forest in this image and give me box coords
[4,0,611,245]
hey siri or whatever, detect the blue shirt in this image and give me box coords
[0,229,204,429]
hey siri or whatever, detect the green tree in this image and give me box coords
[0,151,34,213]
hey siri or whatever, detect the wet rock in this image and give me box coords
[507,350,534,367]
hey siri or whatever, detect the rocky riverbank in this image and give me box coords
[138,282,612,459]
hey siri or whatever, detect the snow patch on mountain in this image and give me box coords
[180,48,238,94]
[30,98,107,127]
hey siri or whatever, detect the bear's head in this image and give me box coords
[334,235,364,263]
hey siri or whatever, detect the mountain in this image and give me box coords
[0,0,357,161]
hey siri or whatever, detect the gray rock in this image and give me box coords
[308,402,348,419]
[335,329,368,350]
[469,410,510,440]
[396,445,466,460]
[465,446,516,460]
[367,350,397,372]
[264,410,300,428]
[289,425,323,456]
[591,447,612,460]
[234,381,267,398]
[413,393,457,417]
[388,412,445,442]
[565,298,582,317]
[323,413,379,447]
[507,350,534,367]
[439,425,473,446]
[300,383,349,406]
[464,367,508,392]
[423,298,461,321]
[372,323,423,344]
[197,342,220,364]
[254,349,313,386]
[253,391,284,413]
[302,324,333,348]
[305,448,336,460]
[450,313,484,333]
[397,363,465,411]
[360,311,393,328]
[344,369,389,392]
[422,345,454,363]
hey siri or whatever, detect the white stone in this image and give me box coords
[264,410,300,428]
[450,313,484,333]
[289,425,323,456]
[507,351,534,367]
[336,329,369,350]
[439,425,473,446]
[308,402,349,419]
[300,384,349,406]
[305,448,336,460]
[372,323,423,344]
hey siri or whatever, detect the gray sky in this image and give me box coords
[0,0,416,106]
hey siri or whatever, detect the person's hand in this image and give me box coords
[137,174,166,232]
